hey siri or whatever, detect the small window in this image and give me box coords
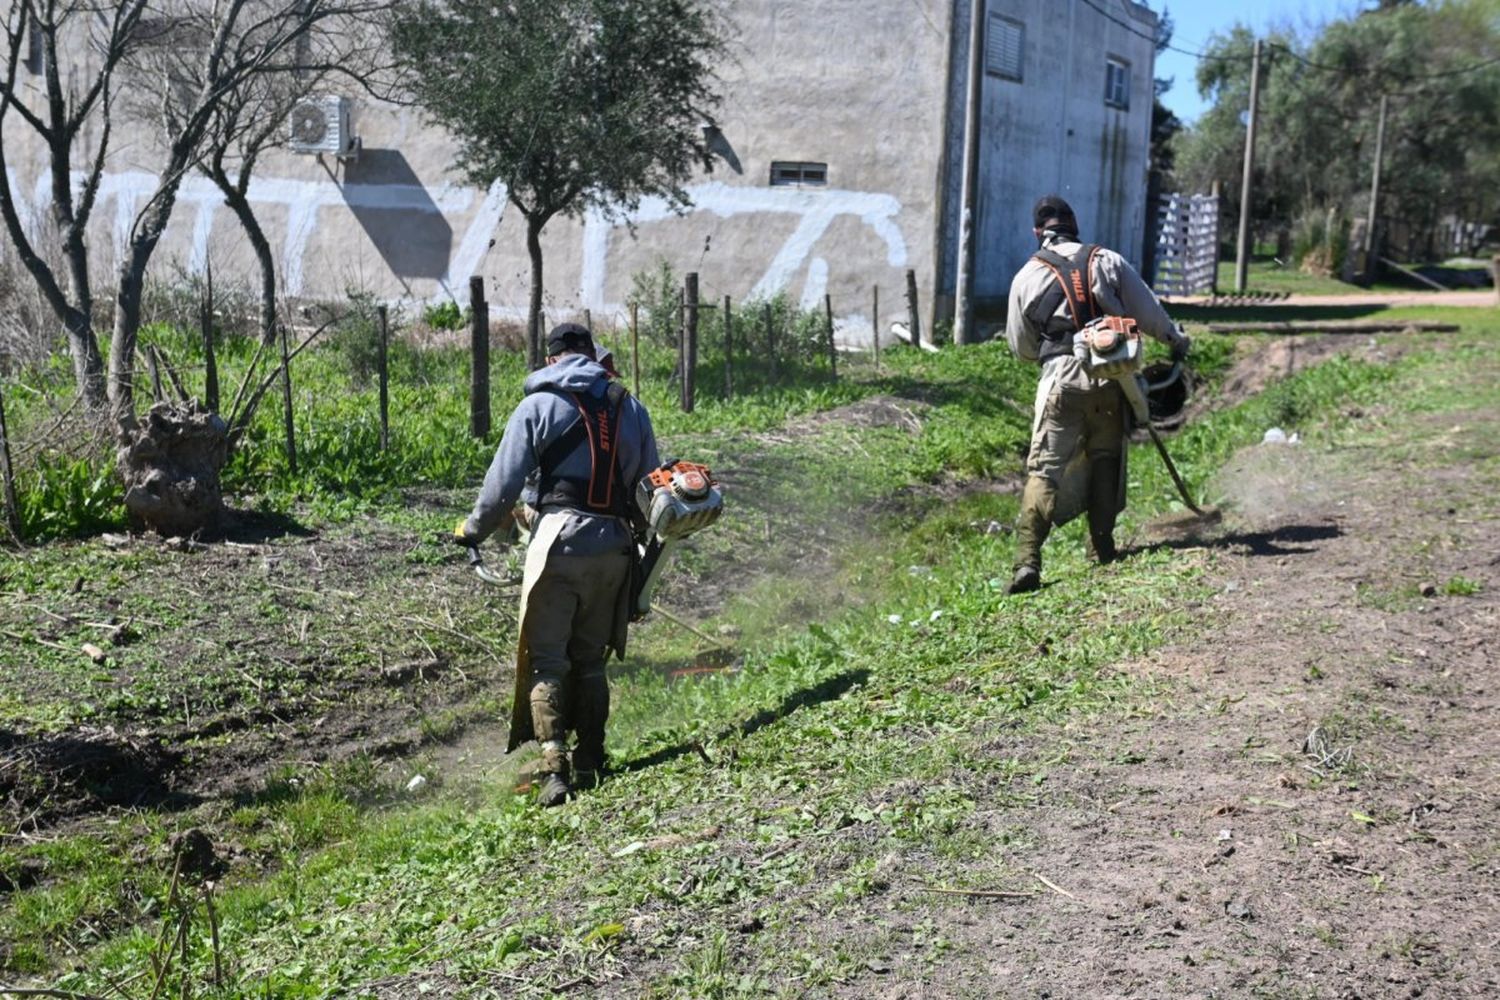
[770,161,828,187]
[986,15,1023,81]
[1105,57,1130,109]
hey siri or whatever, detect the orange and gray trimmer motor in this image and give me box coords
[631,460,724,619]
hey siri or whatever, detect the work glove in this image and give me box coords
[452,517,482,548]
[1169,329,1192,363]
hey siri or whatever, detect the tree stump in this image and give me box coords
[117,401,228,536]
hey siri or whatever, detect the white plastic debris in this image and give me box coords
[1217,828,1232,842]
[929,609,944,622]
[887,613,903,625]
[1262,427,1288,444]
[405,774,428,794]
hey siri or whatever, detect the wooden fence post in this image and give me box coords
[676,290,685,389]
[872,284,880,371]
[376,304,390,451]
[824,294,837,379]
[469,276,490,438]
[200,298,218,414]
[682,273,698,413]
[723,295,733,399]
[905,269,922,348]
[279,322,297,474]
[630,301,641,397]
[0,380,21,542]
[763,303,777,383]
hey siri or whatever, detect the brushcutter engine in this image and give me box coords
[638,460,723,541]
[631,460,724,620]
[1075,315,1143,382]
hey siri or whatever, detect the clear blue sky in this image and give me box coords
[1153,0,1369,124]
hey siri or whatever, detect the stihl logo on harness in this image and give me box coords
[535,382,630,515]
[1029,243,1102,336]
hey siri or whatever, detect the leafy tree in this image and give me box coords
[392,0,726,368]
[1173,1,1500,264]
[1150,7,1182,178]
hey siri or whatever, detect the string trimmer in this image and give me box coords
[466,544,516,586]
[1078,317,1217,520]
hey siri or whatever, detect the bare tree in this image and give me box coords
[163,10,390,358]
[0,0,150,410]
[106,0,392,420]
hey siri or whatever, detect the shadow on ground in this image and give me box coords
[1128,521,1343,559]
[614,667,870,775]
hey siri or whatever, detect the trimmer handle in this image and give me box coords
[1145,361,1184,394]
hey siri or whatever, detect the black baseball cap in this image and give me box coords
[545,322,595,357]
[1033,194,1078,234]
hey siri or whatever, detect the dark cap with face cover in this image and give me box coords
[1032,194,1078,235]
[545,322,595,357]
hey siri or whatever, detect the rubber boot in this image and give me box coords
[570,673,611,791]
[535,768,570,808]
[530,678,571,806]
[1085,456,1122,565]
[1008,476,1053,594]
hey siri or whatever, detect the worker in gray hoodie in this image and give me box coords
[455,323,659,806]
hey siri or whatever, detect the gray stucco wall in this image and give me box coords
[0,0,957,348]
[937,0,1159,307]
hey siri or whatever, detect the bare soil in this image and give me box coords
[833,403,1499,997]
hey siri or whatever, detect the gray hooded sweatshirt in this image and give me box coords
[464,355,660,557]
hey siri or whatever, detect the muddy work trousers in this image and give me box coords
[522,549,630,776]
[1014,369,1126,575]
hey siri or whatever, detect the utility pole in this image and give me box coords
[1365,93,1388,258]
[952,0,985,345]
[1234,38,1262,294]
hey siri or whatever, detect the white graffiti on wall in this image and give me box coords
[4,169,907,325]
[2,166,506,300]
[580,180,908,315]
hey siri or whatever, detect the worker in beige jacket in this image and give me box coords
[1003,195,1190,594]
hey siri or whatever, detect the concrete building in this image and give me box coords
[0,0,1159,344]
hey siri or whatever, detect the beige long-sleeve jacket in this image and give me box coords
[1005,237,1180,362]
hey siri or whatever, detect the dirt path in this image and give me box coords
[1169,290,1495,308]
[850,395,1499,995]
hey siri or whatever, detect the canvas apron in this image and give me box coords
[1030,357,1128,527]
[505,511,634,753]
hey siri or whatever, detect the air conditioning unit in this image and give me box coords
[288,96,358,158]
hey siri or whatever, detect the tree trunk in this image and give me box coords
[0,121,106,409]
[108,152,190,420]
[218,183,278,346]
[64,309,107,408]
[116,399,228,536]
[525,213,545,370]
[108,247,152,420]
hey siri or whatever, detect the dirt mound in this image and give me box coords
[1197,331,1432,414]
[0,725,185,827]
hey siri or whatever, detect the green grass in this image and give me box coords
[4,303,1497,995]
[1211,257,1412,297]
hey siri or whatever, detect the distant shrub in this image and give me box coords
[423,300,469,331]
[1293,205,1349,277]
